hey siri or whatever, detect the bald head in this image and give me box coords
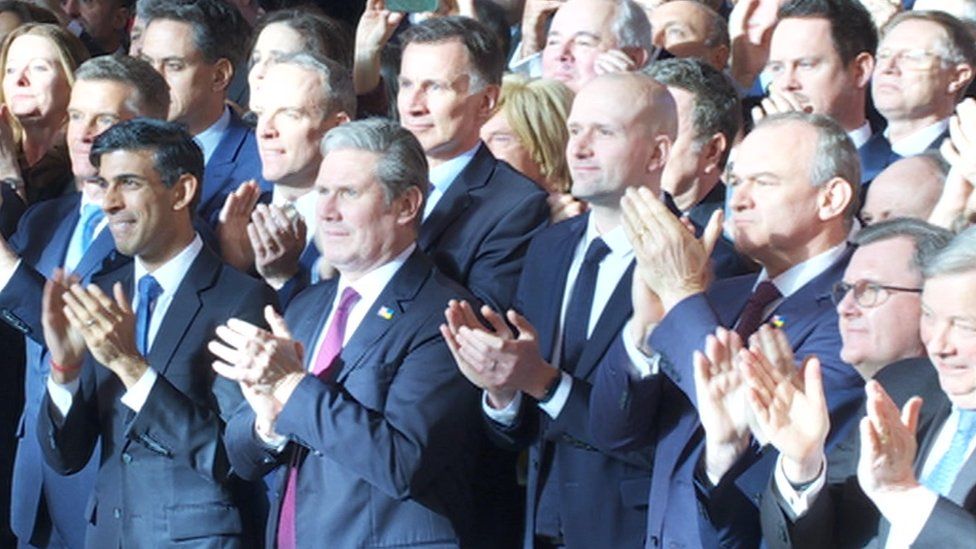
[862,154,947,226]
[566,73,676,220]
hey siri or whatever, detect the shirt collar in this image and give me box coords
[886,118,949,158]
[848,121,873,150]
[756,241,848,298]
[133,234,204,297]
[428,143,480,195]
[193,107,232,165]
[336,243,417,311]
[583,213,633,259]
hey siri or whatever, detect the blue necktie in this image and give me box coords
[135,275,163,356]
[924,410,976,496]
[560,238,610,374]
[79,203,104,253]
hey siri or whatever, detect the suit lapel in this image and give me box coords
[334,250,430,384]
[146,247,220,373]
[73,229,119,280]
[38,198,81,276]
[293,284,337,369]
[534,217,587,362]
[418,144,493,250]
[200,114,246,208]
[574,262,634,381]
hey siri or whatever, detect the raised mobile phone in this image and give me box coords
[386,0,439,12]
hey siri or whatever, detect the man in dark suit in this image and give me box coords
[213,119,479,548]
[396,16,549,312]
[589,112,866,548]
[862,10,975,182]
[36,119,275,547]
[443,72,674,548]
[138,0,271,227]
[645,57,755,280]
[759,222,976,547]
[217,53,354,301]
[0,55,170,549]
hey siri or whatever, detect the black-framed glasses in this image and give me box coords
[831,280,922,308]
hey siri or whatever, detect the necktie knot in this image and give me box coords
[138,274,163,303]
[336,286,361,315]
[735,280,782,341]
[583,237,610,265]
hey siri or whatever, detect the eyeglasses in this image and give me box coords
[875,48,943,70]
[831,280,922,308]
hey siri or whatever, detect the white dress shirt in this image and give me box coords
[887,118,949,158]
[484,217,634,424]
[848,121,873,150]
[47,235,204,417]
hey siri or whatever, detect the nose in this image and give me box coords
[101,182,123,214]
[836,286,860,318]
[558,38,574,62]
[777,66,800,92]
[316,190,339,222]
[403,86,427,116]
[62,0,80,17]
[925,318,955,359]
[729,180,752,212]
[257,112,277,140]
[567,129,592,159]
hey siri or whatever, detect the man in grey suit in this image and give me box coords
[213,119,480,548]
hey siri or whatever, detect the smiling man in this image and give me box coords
[0,55,170,549]
[37,118,276,547]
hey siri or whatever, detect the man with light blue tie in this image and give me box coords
[36,118,276,547]
[0,55,170,549]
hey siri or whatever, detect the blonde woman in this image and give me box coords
[481,74,585,222]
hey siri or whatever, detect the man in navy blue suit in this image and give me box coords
[862,10,975,182]
[37,119,276,548]
[443,72,675,548]
[139,0,271,227]
[589,112,865,548]
[396,16,549,312]
[218,53,354,302]
[0,55,169,549]
[213,119,480,548]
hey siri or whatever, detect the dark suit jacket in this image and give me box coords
[858,128,949,185]
[0,192,124,547]
[419,144,549,311]
[224,249,482,548]
[589,248,865,549]
[36,244,277,548]
[484,213,651,548]
[197,110,272,228]
[761,357,952,548]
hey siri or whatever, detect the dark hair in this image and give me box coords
[645,57,741,169]
[91,118,204,209]
[853,217,953,275]
[248,8,354,70]
[75,55,170,119]
[778,0,877,65]
[141,0,251,71]
[400,15,504,88]
[0,0,59,25]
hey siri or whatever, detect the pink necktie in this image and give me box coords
[277,286,360,549]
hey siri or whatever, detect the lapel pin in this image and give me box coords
[377,306,394,320]
[771,315,785,329]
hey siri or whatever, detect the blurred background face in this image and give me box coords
[66,79,138,178]
[480,109,546,187]
[541,0,617,92]
[248,22,303,95]
[2,34,71,123]
[921,270,976,409]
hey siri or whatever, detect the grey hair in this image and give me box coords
[320,118,428,206]
[275,52,356,120]
[74,55,170,120]
[882,10,976,68]
[612,0,655,61]
[922,224,976,278]
[853,217,954,276]
[755,111,861,224]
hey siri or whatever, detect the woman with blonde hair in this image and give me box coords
[481,74,584,221]
[0,22,88,203]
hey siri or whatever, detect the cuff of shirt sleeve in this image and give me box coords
[254,420,289,452]
[46,374,80,422]
[0,257,21,292]
[538,372,573,419]
[622,320,661,379]
[120,367,158,412]
[773,453,827,519]
[482,390,522,426]
[877,485,938,547]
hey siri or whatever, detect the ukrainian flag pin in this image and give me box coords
[771,315,785,328]
[377,306,394,320]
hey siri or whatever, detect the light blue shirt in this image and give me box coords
[193,107,232,165]
[423,144,480,220]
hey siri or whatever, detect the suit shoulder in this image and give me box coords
[213,263,278,307]
[483,160,548,201]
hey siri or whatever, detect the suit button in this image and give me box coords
[121,452,132,464]
[113,508,122,519]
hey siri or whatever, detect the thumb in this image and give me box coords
[701,209,724,258]
[114,281,133,315]
[802,356,826,409]
[264,305,292,339]
[507,310,538,341]
[902,396,923,434]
